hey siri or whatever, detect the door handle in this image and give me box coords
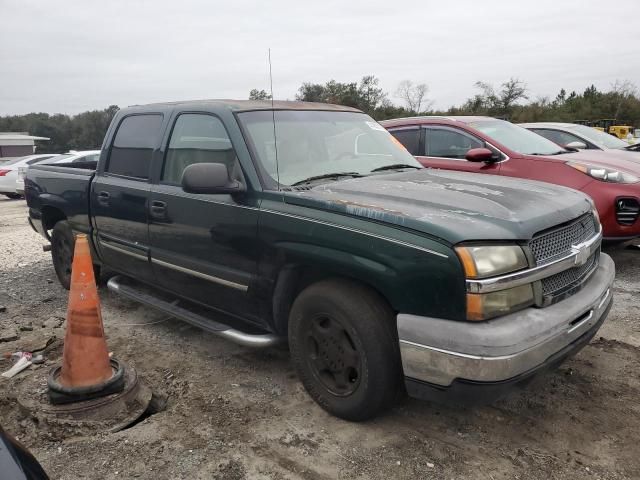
[97,191,110,205]
[150,200,167,218]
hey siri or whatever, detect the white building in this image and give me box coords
[0,132,50,159]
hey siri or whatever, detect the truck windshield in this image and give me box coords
[238,110,421,187]
[567,124,629,149]
[470,119,567,156]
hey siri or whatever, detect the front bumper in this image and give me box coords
[397,253,615,400]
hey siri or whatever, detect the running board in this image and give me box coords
[106,275,281,348]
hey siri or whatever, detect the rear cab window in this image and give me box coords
[106,114,163,179]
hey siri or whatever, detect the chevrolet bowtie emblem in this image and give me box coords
[571,242,590,266]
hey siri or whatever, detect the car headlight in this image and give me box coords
[586,199,601,228]
[568,162,639,184]
[456,245,533,321]
[455,245,528,279]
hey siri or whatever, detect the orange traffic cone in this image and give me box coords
[58,234,113,388]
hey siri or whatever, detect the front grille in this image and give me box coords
[616,198,640,226]
[541,251,599,300]
[529,213,597,265]
[528,213,600,306]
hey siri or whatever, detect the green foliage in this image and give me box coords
[442,80,640,126]
[0,106,119,153]
[249,89,272,100]
[295,75,417,120]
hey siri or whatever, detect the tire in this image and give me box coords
[51,221,75,290]
[50,221,102,289]
[288,279,402,421]
[4,193,22,199]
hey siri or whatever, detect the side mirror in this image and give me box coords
[465,147,496,163]
[564,141,587,150]
[181,163,245,194]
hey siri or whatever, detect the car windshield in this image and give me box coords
[238,110,421,186]
[567,124,630,149]
[470,119,566,155]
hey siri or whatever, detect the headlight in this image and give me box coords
[587,200,601,228]
[568,162,639,184]
[467,284,535,321]
[456,244,532,321]
[455,245,528,279]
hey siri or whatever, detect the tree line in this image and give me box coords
[0,105,118,154]
[2,78,638,154]
[286,75,640,125]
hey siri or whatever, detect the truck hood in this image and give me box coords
[285,169,592,245]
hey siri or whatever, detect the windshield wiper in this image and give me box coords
[291,172,363,186]
[529,151,567,156]
[370,164,422,172]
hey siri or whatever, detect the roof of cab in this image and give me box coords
[126,99,362,113]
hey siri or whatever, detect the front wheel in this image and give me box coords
[288,279,402,421]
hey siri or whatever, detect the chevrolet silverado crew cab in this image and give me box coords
[25,100,614,420]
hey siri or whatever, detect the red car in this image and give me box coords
[382,116,640,242]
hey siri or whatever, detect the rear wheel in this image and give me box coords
[50,221,101,290]
[288,279,401,421]
[51,221,74,289]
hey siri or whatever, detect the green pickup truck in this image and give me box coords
[26,100,614,420]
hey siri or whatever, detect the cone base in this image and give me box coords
[48,359,125,405]
[17,361,152,434]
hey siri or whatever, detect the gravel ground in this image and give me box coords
[1,197,639,480]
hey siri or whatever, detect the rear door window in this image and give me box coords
[424,127,483,159]
[107,114,163,179]
[389,128,420,155]
[162,113,237,185]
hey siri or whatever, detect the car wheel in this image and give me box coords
[288,279,402,421]
[4,193,22,199]
[51,221,75,290]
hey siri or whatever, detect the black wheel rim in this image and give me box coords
[306,315,362,397]
[53,233,73,282]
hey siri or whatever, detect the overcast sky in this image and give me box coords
[1,0,638,115]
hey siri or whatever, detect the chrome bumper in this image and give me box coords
[398,253,615,387]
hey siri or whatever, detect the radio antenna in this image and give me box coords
[268,48,281,192]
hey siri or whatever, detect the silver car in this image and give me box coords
[520,122,639,153]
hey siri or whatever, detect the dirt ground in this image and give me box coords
[1,197,639,480]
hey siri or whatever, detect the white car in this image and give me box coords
[16,150,100,195]
[0,154,58,198]
[37,150,101,165]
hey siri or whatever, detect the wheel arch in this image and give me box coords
[271,261,395,337]
[41,205,67,240]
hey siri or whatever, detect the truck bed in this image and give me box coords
[25,162,97,237]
